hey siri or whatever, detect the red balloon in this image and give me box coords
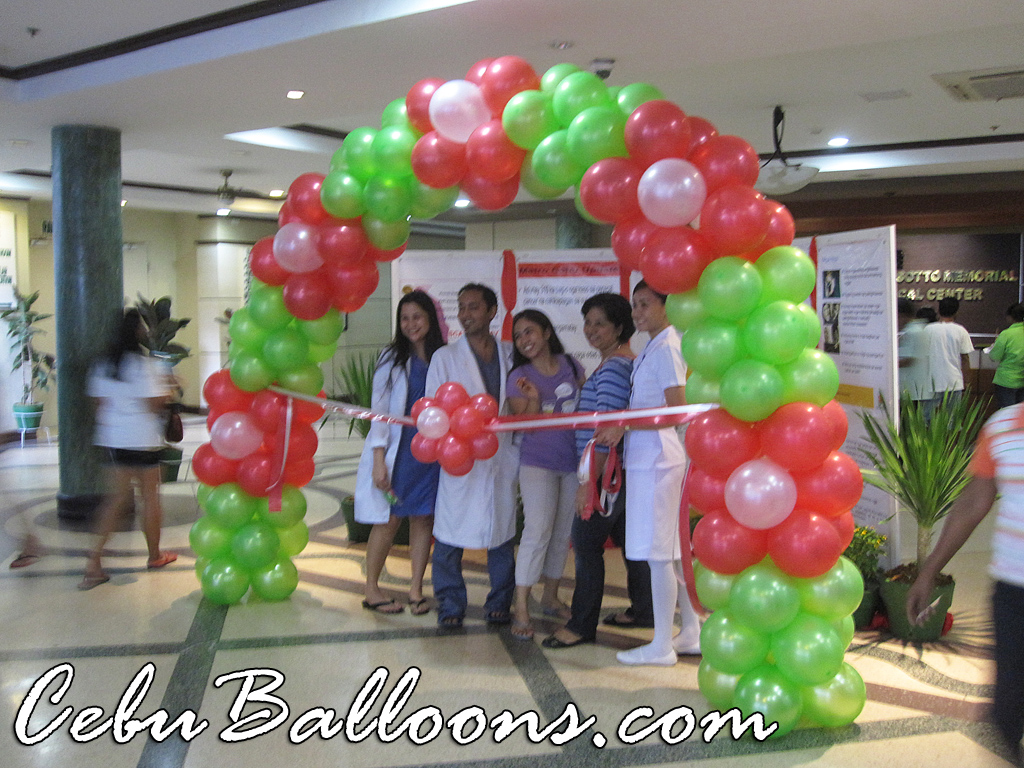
[639,226,712,295]
[822,400,848,451]
[283,458,315,487]
[250,236,290,286]
[411,131,468,189]
[203,369,255,413]
[830,510,856,550]
[699,184,773,256]
[685,408,760,478]
[406,78,444,135]
[317,222,369,267]
[411,433,440,464]
[762,201,796,250]
[469,393,499,422]
[192,442,240,486]
[465,58,494,86]
[285,423,318,463]
[578,157,643,224]
[692,508,769,575]
[411,396,435,422]
[237,450,277,497]
[283,270,333,321]
[449,403,486,440]
[684,115,719,154]
[327,261,379,313]
[206,408,225,432]
[438,434,473,475]
[278,200,302,227]
[470,431,499,460]
[767,509,844,578]
[758,403,834,473]
[793,451,864,518]
[461,170,520,211]
[367,242,407,263]
[611,216,659,273]
[434,382,470,414]
[480,56,540,115]
[624,100,690,167]
[688,467,727,514]
[250,389,325,431]
[288,173,329,225]
[465,120,526,183]
[688,135,760,193]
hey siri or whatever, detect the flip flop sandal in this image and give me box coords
[78,574,111,591]
[485,610,512,625]
[147,553,178,568]
[408,598,431,615]
[10,553,40,569]
[510,620,535,641]
[541,633,592,649]
[437,615,464,630]
[362,599,404,614]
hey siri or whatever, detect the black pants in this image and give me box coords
[993,581,1024,765]
[565,473,653,640]
[994,385,1024,410]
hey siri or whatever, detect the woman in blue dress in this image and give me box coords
[355,290,445,614]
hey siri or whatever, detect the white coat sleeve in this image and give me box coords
[365,353,395,450]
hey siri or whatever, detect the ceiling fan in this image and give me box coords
[755,106,820,196]
[214,169,266,204]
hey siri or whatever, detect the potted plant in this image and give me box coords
[1,288,56,431]
[843,525,887,629]
[860,394,987,641]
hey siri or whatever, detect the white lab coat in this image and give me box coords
[426,335,519,550]
[354,351,409,525]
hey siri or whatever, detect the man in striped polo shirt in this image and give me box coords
[908,403,1024,765]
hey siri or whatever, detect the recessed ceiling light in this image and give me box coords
[216,208,231,216]
[551,41,574,50]
[454,198,471,208]
[269,189,286,198]
[287,90,305,100]
[827,136,850,147]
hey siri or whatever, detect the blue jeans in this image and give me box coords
[432,538,515,622]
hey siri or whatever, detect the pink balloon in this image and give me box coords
[210,411,265,460]
[724,458,797,530]
[636,158,707,227]
[273,222,323,274]
[416,406,450,440]
[429,80,491,144]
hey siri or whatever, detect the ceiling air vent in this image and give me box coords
[933,66,1024,102]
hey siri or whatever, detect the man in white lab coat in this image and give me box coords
[426,283,519,628]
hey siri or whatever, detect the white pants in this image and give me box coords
[515,465,577,586]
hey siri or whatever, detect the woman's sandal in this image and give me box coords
[147,552,178,569]
[511,619,535,641]
[541,602,571,620]
[10,553,40,569]
[408,597,431,616]
[78,573,111,591]
[541,631,592,649]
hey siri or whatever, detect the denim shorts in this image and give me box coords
[105,447,162,467]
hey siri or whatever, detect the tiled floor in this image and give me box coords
[0,417,1016,767]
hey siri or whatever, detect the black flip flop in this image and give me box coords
[362,599,404,614]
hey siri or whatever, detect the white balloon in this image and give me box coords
[210,411,264,460]
[724,458,797,530]
[637,158,707,227]
[428,80,491,144]
[416,406,451,439]
[273,222,323,274]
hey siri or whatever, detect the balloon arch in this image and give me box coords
[193,56,866,734]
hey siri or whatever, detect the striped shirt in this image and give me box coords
[575,355,634,459]
[968,402,1024,587]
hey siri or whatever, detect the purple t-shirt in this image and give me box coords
[507,355,581,473]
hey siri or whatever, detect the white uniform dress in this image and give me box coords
[354,351,409,525]
[624,326,687,562]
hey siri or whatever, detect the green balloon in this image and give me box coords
[719,359,784,422]
[796,302,822,348]
[194,556,211,578]
[565,105,628,168]
[728,562,801,634]
[307,342,337,364]
[250,556,300,602]
[229,351,274,393]
[733,665,804,737]
[698,659,741,710]
[551,71,612,127]
[700,609,770,675]
[833,614,855,650]
[248,284,293,330]
[694,561,736,611]
[341,126,378,182]
[363,215,410,251]
[797,556,864,621]
[229,307,271,353]
[277,363,324,396]
[778,349,840,406]
[616,82,664,116]
[200,558,251,605]
[189,516,233,560]
[363,174,414,223]
[410,181,459,219]
[278,520,310,557]
[520,151,568,199]
[685,370,721,405]
[801,662,866,728]
[263,327,311,372]
[380,97,410,128]
[371,125,418,177]
[756,246,816,305]
[502,90,559,150]
[297,309,344,346]
[205,483,260,530]
[231,522,281,571]
[698,257,763,321]
[256,485,308,529]
[328,145,347,173]
[742,301,809,365]
[531,130,586,189]
[196,483,214,507]
[540,62,581,94]
[666,290,706,332]
[320,169,366,220]
[770,613,845,687]
[682,319,744,379]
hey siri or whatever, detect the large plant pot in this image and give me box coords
[13,403,44,431]
[852,582,880,630]
[158,446,184,483]
[341,496,409,545]
[879,578,955,641]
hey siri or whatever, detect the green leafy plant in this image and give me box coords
[333,351,379,438]
[134,294,190,362]
[1,288,56,405]
[860,394,987,574]
[843,526,887,584]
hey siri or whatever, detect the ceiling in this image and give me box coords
[2,0,1024,220]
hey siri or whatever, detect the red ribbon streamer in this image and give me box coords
[678,462,706,615]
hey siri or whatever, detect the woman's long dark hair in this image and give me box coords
[382,290,445,370]
[102,308,146,381]
[511,308,568,370]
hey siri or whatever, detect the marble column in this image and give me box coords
[52,125,123,518]
[555,210,594,249]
